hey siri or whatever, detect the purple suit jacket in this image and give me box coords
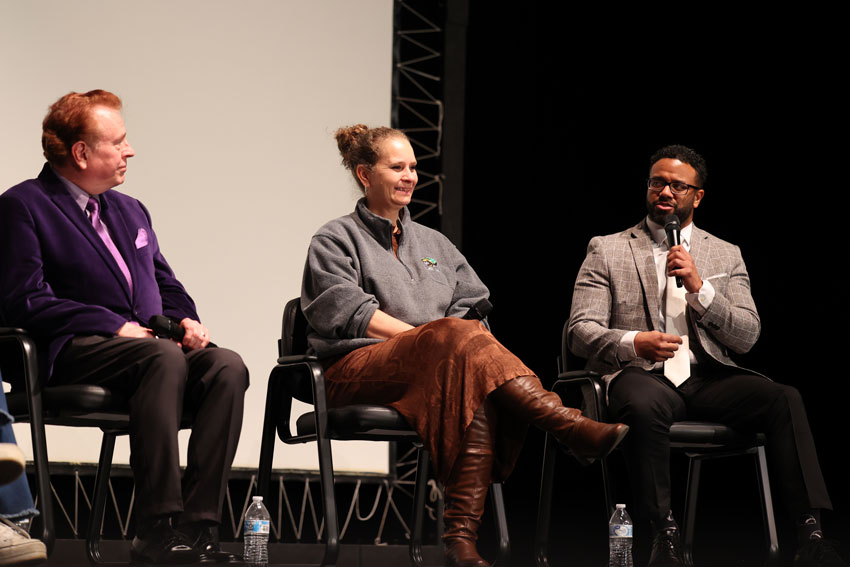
[0,164,199,382]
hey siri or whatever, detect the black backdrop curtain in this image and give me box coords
[460,3,846,564]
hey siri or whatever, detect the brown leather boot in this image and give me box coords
[443,403,494,567]
[492,375,628,459]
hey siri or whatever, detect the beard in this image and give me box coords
[646,195,693,226]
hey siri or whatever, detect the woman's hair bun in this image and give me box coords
[334,124,408,190]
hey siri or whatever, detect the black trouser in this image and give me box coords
[606,366,831,527]
[53,335,249,525]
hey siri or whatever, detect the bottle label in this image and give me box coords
[244,519,270,535]
[609,524,633,537]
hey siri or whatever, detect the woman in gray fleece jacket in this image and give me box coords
[300,124,628,567]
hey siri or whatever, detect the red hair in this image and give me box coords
[42,90,123,166]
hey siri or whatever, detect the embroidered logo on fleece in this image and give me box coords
[420,257,438,271]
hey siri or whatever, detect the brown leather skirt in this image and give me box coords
[323,317,533,484]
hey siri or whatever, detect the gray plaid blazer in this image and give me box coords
[567,219,761,385]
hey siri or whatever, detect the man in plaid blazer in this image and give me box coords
[567,145,837,567]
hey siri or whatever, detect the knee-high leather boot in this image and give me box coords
[443,402,494,567]
[492,375,628,459]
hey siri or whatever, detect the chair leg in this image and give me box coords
[534,432,558,567]
[490,482,510,566]
[754,446,780,566]
[86,430,117,564]
[18,332,55,557]
[315,420,338,567]
[258,374,281,500]
[600,455,615,520]
[26,389,55,556]
[408,448,429,567]
[681,456,702,567]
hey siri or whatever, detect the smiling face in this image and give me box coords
[73,106,135,195]
[645,158,704,227]
[357,136,418,223]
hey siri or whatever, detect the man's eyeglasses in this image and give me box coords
[647,178,701,196]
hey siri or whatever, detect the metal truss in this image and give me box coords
[244,446,442,545]
[393,0,446,228]
[28,445,441,545]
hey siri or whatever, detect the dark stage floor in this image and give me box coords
[32,428,850,567]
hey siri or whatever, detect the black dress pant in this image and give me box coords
[606,366,831,526]
[53,335,249,525]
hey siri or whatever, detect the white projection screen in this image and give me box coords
[0,0,393,474]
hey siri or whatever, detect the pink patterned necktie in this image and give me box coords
[86,197,133,293]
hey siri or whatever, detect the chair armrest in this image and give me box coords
[0,327,29,336]
[0,328,41,398]
[277,354,318,365]
[550,370,607,422]
[557,369,602,380]
[267,358,328,442]
[267,364,296,442]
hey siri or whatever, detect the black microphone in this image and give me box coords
[149,315,184,340]
[463,298,493,321]
[663,214,683,288]
[149,315,217,347]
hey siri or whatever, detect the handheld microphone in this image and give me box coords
[663,214,683,288]
[463,298,493,321]
[149,315,217,348]
[149,315,184,340]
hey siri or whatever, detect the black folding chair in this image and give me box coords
[534,323,779,567]
[1,326,193,565]
[257,298,511,567]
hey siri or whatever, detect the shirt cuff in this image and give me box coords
[618,330,639,362]
[685,279,715,316]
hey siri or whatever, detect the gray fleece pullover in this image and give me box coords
[302,198,489,359]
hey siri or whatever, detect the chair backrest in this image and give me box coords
[279,297,309,358]
[560,320,592,374]
[277,298,317,405]
[559,320,571,374]
[558,319,608,421]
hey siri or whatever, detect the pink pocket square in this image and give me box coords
[135,228,149,249]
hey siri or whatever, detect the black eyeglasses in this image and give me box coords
[647,178,701,196]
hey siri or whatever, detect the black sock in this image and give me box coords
[797,510,823,544]
[652,510,679,533]
[179,520,217,538]
[137,514,173,538]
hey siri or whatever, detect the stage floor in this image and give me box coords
[43,540,446,566]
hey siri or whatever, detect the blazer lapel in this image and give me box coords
[629,221,662,331]
[44,178,110,260]
[41,168,132,301]
[689,224,709,277]
[685,224,710,357]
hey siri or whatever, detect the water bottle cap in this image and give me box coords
[253,496,263,502]
[615,503,626,509]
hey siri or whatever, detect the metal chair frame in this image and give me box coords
[2,327,194,565]
[257,298,510,567]
[1,327,131,564]
[534,325,779,567]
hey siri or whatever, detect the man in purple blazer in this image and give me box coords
[0,90,248,564]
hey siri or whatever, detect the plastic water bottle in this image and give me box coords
[244,495,270,567]
[608,503,633,567]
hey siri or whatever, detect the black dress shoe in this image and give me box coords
[648,527,685,567]
[185,524,242,563]
[130,518,200,565]
[795,538,847,567]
